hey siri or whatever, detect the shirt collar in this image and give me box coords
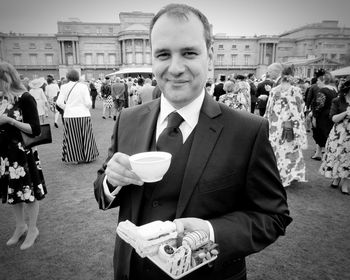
[159,89,205,129]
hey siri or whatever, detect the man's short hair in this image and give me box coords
[149,3,212,50]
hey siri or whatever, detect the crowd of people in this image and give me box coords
[206,64,350,193]
[0,4,349,280]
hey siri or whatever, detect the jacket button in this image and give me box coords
[152,201,159,207]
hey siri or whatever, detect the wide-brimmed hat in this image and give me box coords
[29,77,45,89]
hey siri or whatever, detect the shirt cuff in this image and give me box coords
[103,176,122,201]
[206,221,215,242]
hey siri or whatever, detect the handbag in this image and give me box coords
[21,123,52,149]
[281,120,294,142]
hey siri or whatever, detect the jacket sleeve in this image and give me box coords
[209,119,292,261]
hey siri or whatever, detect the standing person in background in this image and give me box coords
[29,78,49,124]
[247,73,257,114]
[233,74,251,112]
[320,80,350,194]
[89,80,98,110]
[94,4,291,280]
[138,78,154,104]
[212,75,226,101]
[101,77,113,119]
[256,74,273,116]
[309,69,338,160]
[111,77,126,120]
[45,75,60,127]
[131,78,144,105]
[56,69,99,164]
[264,67,307,187]
[0,62,47,250]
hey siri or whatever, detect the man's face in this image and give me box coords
[151,13,213,109]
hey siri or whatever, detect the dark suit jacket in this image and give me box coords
[256,79,274,109]
[213,83,226,101]
[94,93,292,280]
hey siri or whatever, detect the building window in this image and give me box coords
[218,44,224,50]
[109,27,113,33]
[245,45,250,50]
[85,53,92,64]
[67,54,73,65]
[13,43,20,49]
[217,54,224,66]
[45,54,54,65]
[84,26,90,33]
[135,53,143,64]
[244,55,250,65]
[145,53,151,64]
[231,54,237,65]
[97,53,104,64]
[97,27,102,34]
[126,53,133,64]
[64,26,71,32]
[232,44,237,49]
[29,54,38,65]
[330,54,337,60]
[108,54,116,65]
[13,54,21,65]
[45,43,52,49]
[29,43,36,49]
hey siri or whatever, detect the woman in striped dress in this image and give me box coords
[56,69,99,163]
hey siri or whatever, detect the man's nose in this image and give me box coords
[168,55,185,75]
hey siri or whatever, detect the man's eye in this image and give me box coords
[156,53,169,60]
[183,52,197,58]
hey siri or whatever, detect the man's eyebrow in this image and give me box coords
[153,48,169,54]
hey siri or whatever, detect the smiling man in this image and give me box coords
[94,4,292,280]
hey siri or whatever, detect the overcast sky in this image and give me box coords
[1,0,350,36]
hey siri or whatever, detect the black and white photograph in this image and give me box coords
[1,0,350,279]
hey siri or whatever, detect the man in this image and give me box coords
[256,74,273,116]
[213,75,226,101]
[138,78,155,104]
[247,73,257,114]
[94,4,292,280]
[101,77,112,119]
[111,77,126,120]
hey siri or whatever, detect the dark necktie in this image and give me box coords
[157,111,184,156]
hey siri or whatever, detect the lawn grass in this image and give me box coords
[1,100,349,280]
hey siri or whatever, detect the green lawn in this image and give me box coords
[1,100,349,280]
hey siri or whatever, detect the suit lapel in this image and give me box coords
[176,94,223,217]
[130,100,160,223]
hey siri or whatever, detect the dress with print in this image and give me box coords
[0,92,47,204]
[265,83,307,187]
[319,97,350,179]
[219,81,251,111]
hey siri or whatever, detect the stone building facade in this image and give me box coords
[0,11,349,81]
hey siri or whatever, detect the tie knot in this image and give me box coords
[167,112,184,129]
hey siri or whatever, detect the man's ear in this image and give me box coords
[208,45,214,71]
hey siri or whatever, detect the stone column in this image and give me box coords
[262,43,266,65]
[72,41,76,65]
[123,40,126,65]
[259,43,263,64]
[76,41,80,64]
[132,39,135,64]
[62,41,66,65]
[272,43,275,63]
[143,39,146,64]
[58,41,62,64]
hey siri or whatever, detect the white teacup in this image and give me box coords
[129,151,172,182]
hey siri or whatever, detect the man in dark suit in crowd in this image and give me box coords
[213,75,226,101]
[94,4,292,280]
[256,74,273,116]
[247,73,257,113]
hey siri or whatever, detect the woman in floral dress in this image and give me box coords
[320,80,350,194]
[0,62,47,250]
[220,78,251,112]
[265,71,307,187]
